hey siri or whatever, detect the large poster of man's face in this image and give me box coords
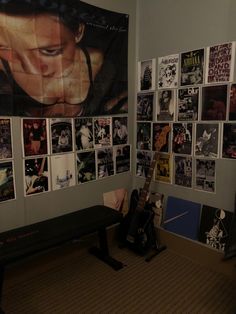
[0,0,128,117]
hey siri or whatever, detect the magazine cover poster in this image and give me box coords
[199,205,233,251]
[22,118,48,157]
[0,1,128,117]
[51,153,76,190]
[74,118,93,151]
[195,159,216,193]
[154,153,171,184]
[205,42,235,84]
[0,160,15,202]
[138,59,156,92]
[103,188,128,215]
[0,118,12,159]
[136,150,152,178]
[152,123,170,152]
[112,116,128,145]
[157,54,179,89]
[76,150,96,184]
[222,123,236,159]
[50,118,73,154]
[114,144,130,174]
[177,87,199,121]
[174,155,192,188]
[96,148,114,179]
[24,156,50,196]
[136,122,151,150]
[180,49,204,86]
[137,92,154,121]
[94,117,112,148]
[229,83,236,120]
[172,123,192,155]
[156,89,175,121]
[201,85,228,121]
[195,123,219,158]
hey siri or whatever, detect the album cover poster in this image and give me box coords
[154,153,172,184]
[157,54,179,89]
[50,118,73,154]
[180,48,204,86]
[177,87,199,121]
[114,145,130,174]
[156,89,175,121]
[137,92,154,121]
[205,42,235,84]
[172,123,193,155]
[94,117,112,148]
[152,123,170,152]
[24,156,50,196]
[136,122,151,150]
[138,58,156,92]
[0,160,15,202]
[96,148,114,179]
[136,150,152,178]
[148,191,164,228]
[222,123,236,159]
[103,188,128,215]
[0,118,12,160]
[51,153,76,190]
[22,118,48,157]
[174,155,192,188]
[195,158,216,193]
[201,85,228,121]
[195,123,219,158]
[76,150,96,184]
[199,205,233,251]
[229,83,236,120]
[112,116,128,145]
[74,118,94,151]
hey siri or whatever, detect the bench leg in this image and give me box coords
[89,228,124,271]
[0,265,5,314]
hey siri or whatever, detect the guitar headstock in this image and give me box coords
[155,125,171,152]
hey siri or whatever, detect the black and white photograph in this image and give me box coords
[195,159,216,193]
[114,145,130,174]
[152,123,170,152]
[172,123,192,155]
[0,118,12,159]
[76,151,96,184]
[0,160,15,202]
[96,148,114,179]
[94,117,112,148]
[156,89,175,121]
[137,92,154,121]
[136,122,151,150]
[222,123,236,159]
[136,150,152,178]
[112,117,128,145]
[195,123,219,158]
[75,118,93,151]
[158,54,179,89]
[177,87,199,121]
[50,118,73,154]
[138,58,156,92]
[174,155,192,188]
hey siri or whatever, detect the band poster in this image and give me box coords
[157,54,179,89]
[157,89,175,121]
[177,87,199,121]
[174,155,192,188]
[154,153,172,184]
[137,93,154,121]
[195,123,219,158]
[0,160,15,202]
[0,1,129,117]
[138,59,156,92]
[50,118,73,154]
[0,118,12,160]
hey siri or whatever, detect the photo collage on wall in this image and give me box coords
[136,41,236,193]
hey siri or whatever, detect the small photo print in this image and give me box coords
[50,118,73,154]
[0,118,12,159]
[0,160,15,202]
[174,155,192,188]
[24,156,50,196]
[157,54,179,89]
[156,89,175,121]
[136,150,152,178]
[152,123,170,152]
[51,153,76,190]
[195,123,219,158]
[76,150,96,184]
[137,92,154,121]
[94,117,112,148]
[74,118,93,151]
[195,159,216,193]
[154,153,171,184]
[201,85,228,121]
[114,145,130,174]
[177,87,199,121]
[138,58,156,92]
[172,123,193,155]
[96,148,114,179]
[112,116,128,145]
[222,123,236,159]
[22,118,48,157]
[180,48,204,86]
[136,122,151,150]
[229,83,236,120]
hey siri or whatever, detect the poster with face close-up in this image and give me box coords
[0,0,128,117]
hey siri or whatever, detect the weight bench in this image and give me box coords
[0,205,124,314]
